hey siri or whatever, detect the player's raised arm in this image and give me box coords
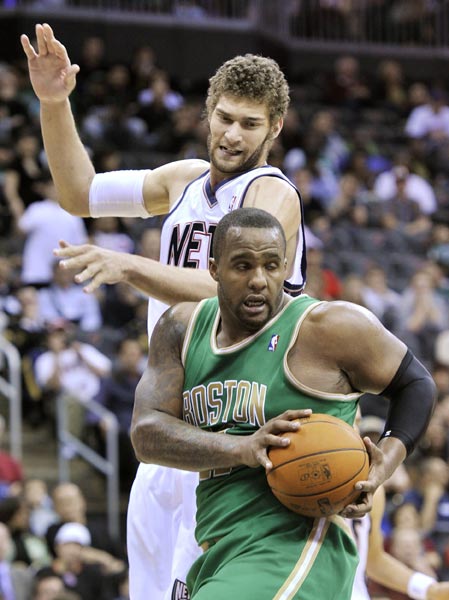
[21,23,93,216]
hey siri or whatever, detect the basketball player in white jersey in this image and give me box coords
[21,23,306,599]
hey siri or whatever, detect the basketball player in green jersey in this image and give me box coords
[131,208,435,600]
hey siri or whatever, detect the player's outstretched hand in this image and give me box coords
[428,582,449,599]
[21,23,79,103]
[241,409,312,471]
[340,436,386,519]
[54,241,127,293]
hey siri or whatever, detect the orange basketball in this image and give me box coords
[267,413,369,518]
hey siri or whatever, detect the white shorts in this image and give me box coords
[127,463,201,600]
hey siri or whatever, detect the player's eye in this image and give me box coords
[266,262,279,271]
[235,262,250,271]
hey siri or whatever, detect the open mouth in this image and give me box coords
[219,145,242,156]
[243,296,266,314]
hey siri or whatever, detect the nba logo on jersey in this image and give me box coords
[171,579,190,600]
[267,334,280,352]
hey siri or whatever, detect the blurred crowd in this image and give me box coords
[0,25,449,599]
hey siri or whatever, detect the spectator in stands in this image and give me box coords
[303,243,342,300]
[398,269,448,367]
[0,67,30,143]
[89,217,134,254]
[137,225,160,261]
[289,166,326,227]
[99,282,147,350]
[45,483,123,562]
[3,128,47,217]
[135,69,184,150]
[0,495,52,569]
[18,173,87,287]
[82,101,146,154]
[0,521,34,600]
[374,162,437,216]
[361,264,401,331]
[4,285,48,425]
[0,257,19,316]
[417,412,449,462]
[160,101,206,157]
[340,273,367,306]
[379,165,432,252]
[50,522,114,600]
[0,141,16,241]
[75,35,108,99]
[32,569,65,600]
[405,87,449,142]
[374,58,408,115]
[327,172,368,227]
[0,415,23,499]
[34,322,111,441]
[322,54,371,109]
[95,337,144,492]
[38,263,102,334]
[279,105,304,162]
[129,44,157,93]
[24,479,58,539]
[306,109,349,176]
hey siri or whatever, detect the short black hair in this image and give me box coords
[212,208,286,263]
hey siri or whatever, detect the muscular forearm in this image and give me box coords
[41,100,95,216]
[122,255,217,303]
[131,410,244,471]
[377,436,407,483]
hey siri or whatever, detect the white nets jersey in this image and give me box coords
[147,164,307,338]
[350,514,371,600]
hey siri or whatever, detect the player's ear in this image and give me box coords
[209,258,219,282]
[270,118,283,140]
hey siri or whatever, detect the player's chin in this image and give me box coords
[241,302,271,320]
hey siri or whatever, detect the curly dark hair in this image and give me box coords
[205,54,290,124]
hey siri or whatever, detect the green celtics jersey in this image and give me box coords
[182,295,361,546]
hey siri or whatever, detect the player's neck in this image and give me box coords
[209,161,268,189]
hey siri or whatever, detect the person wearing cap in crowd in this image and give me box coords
[49,522,114,600]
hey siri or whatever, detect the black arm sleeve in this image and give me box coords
[378,350,436,456]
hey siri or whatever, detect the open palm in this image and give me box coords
[21,23,79,103]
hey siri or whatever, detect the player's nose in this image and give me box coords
[248,267,267,290]
[224,122,242,144]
